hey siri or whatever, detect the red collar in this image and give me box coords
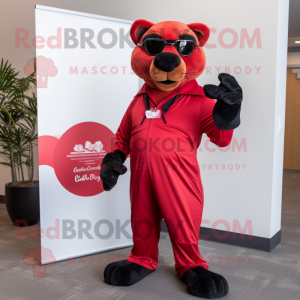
[135,79,205,97]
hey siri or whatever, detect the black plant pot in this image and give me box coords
[5,183,40,226]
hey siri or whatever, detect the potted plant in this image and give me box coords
[0,58,39,226]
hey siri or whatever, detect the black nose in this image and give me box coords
[154,52,181,72]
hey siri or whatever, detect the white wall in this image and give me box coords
[270,0,289,237]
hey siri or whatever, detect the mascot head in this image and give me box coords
[130,20,210,92]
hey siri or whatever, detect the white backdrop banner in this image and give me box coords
[34,6,137,264]
[194,0,289,241]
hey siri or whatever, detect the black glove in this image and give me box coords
[204,73,243,130]
[100,150,127,191]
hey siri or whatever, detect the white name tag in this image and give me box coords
[145,109,161,119]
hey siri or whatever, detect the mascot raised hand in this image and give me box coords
[100,20,243,299]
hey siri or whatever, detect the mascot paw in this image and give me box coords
[104,260,155,286]
[181,267,229,299]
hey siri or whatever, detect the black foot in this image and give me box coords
[181,267,229,298]
[104,260,155,286]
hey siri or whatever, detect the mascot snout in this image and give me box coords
[150,52,186,91]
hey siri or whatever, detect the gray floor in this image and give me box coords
[0,169,299,300]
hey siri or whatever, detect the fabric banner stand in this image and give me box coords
[35,5,137,264]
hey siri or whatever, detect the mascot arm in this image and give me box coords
[112,101,133,158]
[200,96,234,148]
[100,102,132,191]
[204,73,243,130]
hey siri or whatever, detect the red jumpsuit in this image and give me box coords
[113,79,233,277]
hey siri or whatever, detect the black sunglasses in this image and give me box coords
[137,38,201,56]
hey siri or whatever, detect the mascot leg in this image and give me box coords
[154,169,229,299]
[104,166,161,286]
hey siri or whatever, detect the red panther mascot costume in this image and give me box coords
[100,19,243,299]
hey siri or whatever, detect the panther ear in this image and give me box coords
[130,19,154,45]
[186,23,210,47]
